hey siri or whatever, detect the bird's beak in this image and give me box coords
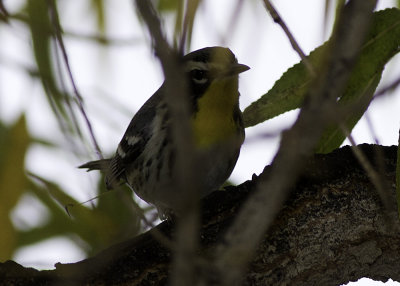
[233,63,250,74]
[225,63,250,77]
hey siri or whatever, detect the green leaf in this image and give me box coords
[242,42,325,128]
[316,8,400,153]
[242,8,400,148]
[27,0,74,128]
[16,175,88,249]
[28,0,57,97]
[95,181,142,244]
[91,0,106,33]
[157,0,182,12]
[0,116,31,260]
[24,173,141,255]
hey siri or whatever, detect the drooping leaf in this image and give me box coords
[243,8,400,153]
[0,116,31,260]
[28,0,61,109]
[15,175,91,249]
[95,180,142,244]
[242,8,400,152]
[23,173,141,255]
[242,44,324,127]
[27,0,78,137]
[315,8,400,153]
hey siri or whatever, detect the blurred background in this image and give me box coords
[0,1,399,285]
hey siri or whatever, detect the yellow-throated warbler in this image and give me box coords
[80,47,249,218]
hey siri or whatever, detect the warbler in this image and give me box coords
[80,47,249,218]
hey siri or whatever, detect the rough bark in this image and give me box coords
[1,144,399,285]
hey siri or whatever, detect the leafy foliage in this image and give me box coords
[317,8,400,153]
[0,117,30,260]
[24,175,141,255]
[243,8,400,153]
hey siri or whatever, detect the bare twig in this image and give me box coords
[263,0,316,76]
[364,113,380,145]
[214,1,377,284]
[374,75,400,98]
[47,0,103,159]
[64,31,141,46]
[51,37,84,148]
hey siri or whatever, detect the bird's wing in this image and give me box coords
[105,87,163,188]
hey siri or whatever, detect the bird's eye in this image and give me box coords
[190,69,208,84]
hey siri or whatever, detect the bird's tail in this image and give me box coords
[79,159,111,172]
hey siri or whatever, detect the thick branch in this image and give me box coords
[1,144,399,285]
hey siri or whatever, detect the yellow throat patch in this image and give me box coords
[191,76,240,148]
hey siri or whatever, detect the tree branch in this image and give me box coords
[1,144,399,285]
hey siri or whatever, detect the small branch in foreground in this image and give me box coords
[134,1,200,286]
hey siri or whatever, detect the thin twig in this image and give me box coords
[374,75,400,98]
[47,0,103,159]
[64,31,141,46]
[263,0,316,76]
[364,113,380,145]
[51,37,84,145]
